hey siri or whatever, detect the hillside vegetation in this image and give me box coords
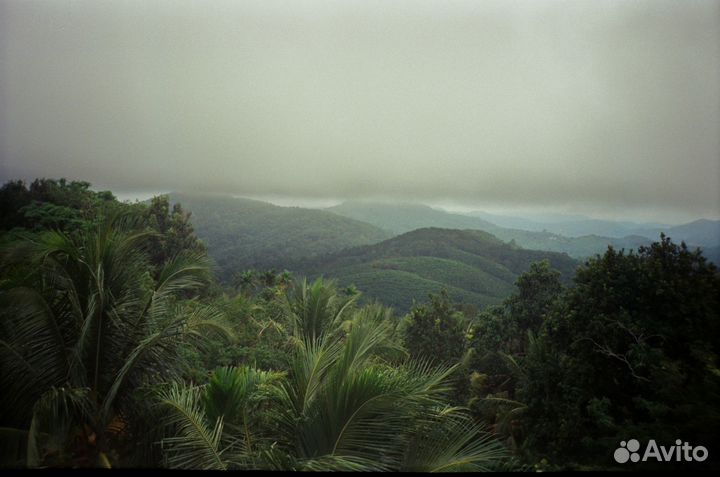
[168,193,391,281]
[293,227,578,313]
[2,179,718,471]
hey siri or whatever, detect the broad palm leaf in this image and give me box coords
[159,366,284,470]
[0,212,232,467]
[158,383,230,470]
[287,277,357,342]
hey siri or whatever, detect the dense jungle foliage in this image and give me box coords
[1,179,718,471]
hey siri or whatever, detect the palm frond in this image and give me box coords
[150,251,212,312]
[402,413,507,472]
[204,366,284,426]
[0,288,71,423]
[287,277,357,342]
[158,383,229,470]
[298,454,384,472]
[334,304,400,376]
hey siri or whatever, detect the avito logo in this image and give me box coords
[614,439,708,464]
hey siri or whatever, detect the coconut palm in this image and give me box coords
[0,212,232,467]
[158,279,507,471]
[286,277,357,342]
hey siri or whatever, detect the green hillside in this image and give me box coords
[327,201,653,259]
[168,193,392,281]
[293,227,579,313]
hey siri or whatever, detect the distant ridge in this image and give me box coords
[465,210,720,248]
[327,201,656,259]
[167,193,392,281]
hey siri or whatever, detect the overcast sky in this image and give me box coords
[1,0,719,223]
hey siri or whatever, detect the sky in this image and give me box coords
[1,0,719,223]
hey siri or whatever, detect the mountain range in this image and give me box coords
[326,201,660,259]
[168,193,719,311]
[168,193,391,281]
[464,210,720,246]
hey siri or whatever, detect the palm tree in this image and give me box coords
[277,270,292,288]
[158,279,507,471]
[286,277,357,342]
[0,212,232,467]
[232,270,258,296]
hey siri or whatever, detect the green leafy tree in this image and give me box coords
[467,261,565,449]
[506,260,562,337]
[18,201,86,232]
[145,195,206,270]
[195,272,296,374]
[519,236,720,469]
[402,289,467,366]
[0,178,120,234]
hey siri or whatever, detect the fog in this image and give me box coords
[1,0,719,223]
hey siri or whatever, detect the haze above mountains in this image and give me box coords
[2,0,719,225]
[328,199,720,246]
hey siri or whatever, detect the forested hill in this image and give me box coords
[328,201,654,259]
[167,193,392,281]
[292,227,579,313]
[167,194,580,312]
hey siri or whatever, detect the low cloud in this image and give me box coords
[1,0,719,221]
